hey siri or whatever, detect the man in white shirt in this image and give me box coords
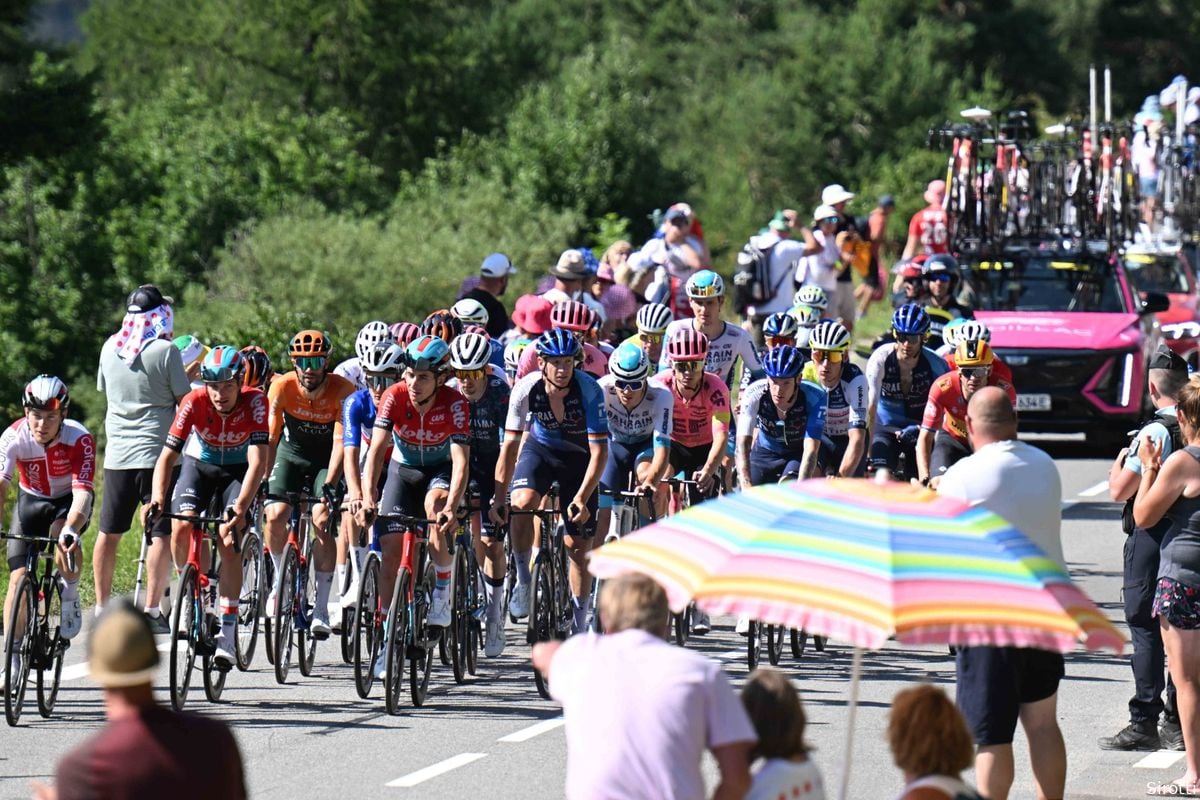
[745,211,811,345]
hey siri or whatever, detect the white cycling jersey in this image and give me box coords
[333,357,366,391]
[659,320,762,388]
[596,375,673,447]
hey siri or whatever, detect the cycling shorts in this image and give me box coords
[930,431,971,478]
[171,457,248,516]
[378,461,451,535]
[749,451,803,486]
[469,449,501,540]
[99,466,175,538]
[511,439,597,539]
[7,491,88,572]
[817,434,866,478]
[599,438,655,509]
[670,441,710,478]
[868,424,917,478]
[267,442,329,503]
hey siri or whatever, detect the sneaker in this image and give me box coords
[60,597,82,640]
[1097,720,1160,751]
[266,589,278,618]
[214,643,236,668]
[1161,717,1186,751]
[692,609,711,635]
[372,654,387,681]
[144,612,170,635]
[340,576,360,609]
[428,591,451,627]
[509,582,530,620]
[484,617,506,658]
[310,610,332,640]
[735,615,750,636]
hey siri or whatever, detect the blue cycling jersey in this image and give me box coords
[341,388,377,449]
[504,370,608,454]
[737,379,827,456]
[866,343,949,428]
[450,373,510,456]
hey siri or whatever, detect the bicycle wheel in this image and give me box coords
[262,551,276,666]
[354,553,382,699]
[168,565,200,711]
[272,547,298,685]
[503,532,517,624]
[4,576,35,726]
[767,625,785,666]
[410,566,435,708]
[529,559,554,700]
[554,539,572,638]
[464,550,481,677]
[36,576,65,718]
[297,537,318,678]
[202,639,227,703]
[235,532,262,671]
[746,620,762,671]
[814,634,827,652]
[448,548,466,684]
[383,567,411,715]
[790,629,808,659]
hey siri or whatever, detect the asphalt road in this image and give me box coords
[0,435,1182,800]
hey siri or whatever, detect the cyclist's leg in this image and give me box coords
[214,469,247,658]
[748,449,786,487]
[471,462,506,631]
[263,445,305,565]
[424,465,455,626]
[558,454,597,633]
[597,439,635,541]
[509,441,551,616]
[308,467,337,629]
[46,494,87,633]
[930,432,971,483]
[868,425,903,476]
[376,462,423,619]
[4,499,35,645]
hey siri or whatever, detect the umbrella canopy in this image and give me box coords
[589,478,1123,655]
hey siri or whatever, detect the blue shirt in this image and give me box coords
[505,371,608,454]
[737,379,828,456]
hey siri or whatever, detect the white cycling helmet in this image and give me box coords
[360,341,406,374]
[808,321,851,351]
[449,332,493,371]
[955,319,991,343]
[789,305,821,328]
[608,343,651,382]
[636,303,673,335]
[504,339,531,375]
[451,298,490,328]
[794,286,829,311]
[23,374,69,410]
[355,320,393,361]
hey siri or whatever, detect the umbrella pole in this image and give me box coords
[838,647,864,800]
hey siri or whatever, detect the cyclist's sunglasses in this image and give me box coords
[765,336,795,349]
[294,356,327,371]
[639,333,663,345]
[810,350,845,364]
[672,361,703,373]
[893,331,924,345]
[200,366,238,383]
[689,285,722,299]
[366,373,399,391]
[927,272,953,282]
[615,379,645,392]
[959,366,991,380]
[454,368,485,382]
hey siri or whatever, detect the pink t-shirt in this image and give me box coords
[516,341,608,380]
[550,629,756,800]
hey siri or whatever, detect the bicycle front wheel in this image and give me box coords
[272,547,298,685]
[262,550,276,666]
[449,547,468,685]
[297,539,318,678]
[746,620,762,671]
[354,553,382,699]
[37,576,65,717]
[4,576,35,726]
[235,532,262,671]
[529,559,554,700]
[410,565,435,708]
[169,565,200,711]
[767,625,785,666]
[383,567,410,715]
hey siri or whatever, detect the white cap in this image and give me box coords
[821,184,855,205]
[813,204,839,222]
[480,252,516,277]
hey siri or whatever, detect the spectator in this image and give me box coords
[821,184,861,332]
[938,388,1066,800]
[888,684,985,800]
[651,203,712,268]
[639,208,708,318]
[796,205,857,331]
[604,240,634,287]
[94,285,190,623]
[741,668,825,800]
[460,252,516,340]
[854,194,894,317]
[543,249,606,324]
[592,261,639,343]
[1101,345,1186,752]
[33,600,246,800]
[172,334,207,387]
[744,211,811,344]
[1132,108,1162,228]
[901,180,950,261]
[532,573,754,800]
[505,293,553,346]
[1133,375,1200,796]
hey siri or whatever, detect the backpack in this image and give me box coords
[1122,413,1184,534]
[733,239,787,315]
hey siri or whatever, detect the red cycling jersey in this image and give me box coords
[166,386,270,465]
[921,372,1016,445]
[0,418,95,498]
[908,205,949,255]
[374,382,470,467]
[650,370,731,449]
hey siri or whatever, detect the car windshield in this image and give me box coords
[965,255,1127,313]
[1123,253,1190,295]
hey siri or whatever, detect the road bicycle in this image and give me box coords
[591,484,658,634]
[510,484,570,700]
[266,492,326,685]
[1,528,75,726]
[443,498,484,684]
[662,473,726,645]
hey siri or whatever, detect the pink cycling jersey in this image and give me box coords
[650,370,730,449]
[0,418,96,498]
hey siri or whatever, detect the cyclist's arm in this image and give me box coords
[493,432,521,508]
[842,372,870,477]
[575,439,608,511]
[735,381,763,486]
[363,390,398,513]
[324,429,345,487]
[576,379,610,508]
[901,214,919,260]
[799,437,821,480]
[149,445,181,511]
[916,381,947,483]
[702,422,730,484]
[841,428,868,478]
[800,382,827,480]
[0,478,8,522]
[233,443,269,521]
[644,392,674,491]
[445,440,470,514]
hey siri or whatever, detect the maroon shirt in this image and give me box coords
[55,705,245,799]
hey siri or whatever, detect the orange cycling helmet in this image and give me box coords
[289,329,331,358]
[239,345,274,389]
[421,310,463,344]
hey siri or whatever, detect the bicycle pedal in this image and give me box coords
[195,640,216,657]
[311,629,330,641]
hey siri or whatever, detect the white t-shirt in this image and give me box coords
[747,759,826,800]
[747,233,807,316]
[938,439,1065,569]
[795,229,841,293]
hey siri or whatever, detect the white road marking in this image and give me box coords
[716,649,743,660]
[62,640,173,682]
[386,753,487,787]
[1133,751,1186,769]
[1077,480,1109,497]
[497,717,564,742]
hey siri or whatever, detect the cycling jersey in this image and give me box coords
[374,383,470,467]
[943,353,1015,388]
[596,375,673,448]
[650,371,731,449]
[341,388,394,464]
[333,356,366,390]
[907,205,949,255]
[659,321,763,388]
[515,342,608,380]
[922,372,1017,445]
[449,373,510,456]
[737,379,827,456]
[165,387,269,465]
[866,344,949,428]
[505,371,608,453]
[802,361,868,438]
[0,419,95,499]
[268,372,357,455]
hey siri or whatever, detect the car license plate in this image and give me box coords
[1016,393,1051,412]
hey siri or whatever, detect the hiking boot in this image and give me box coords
[1161,717,1186,751]
[1098,720,1160,751]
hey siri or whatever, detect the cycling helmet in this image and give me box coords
[390,322,421,348]
[794,285,829,311]
[405,335,451,372]
[289,329,332,358]
[685,270,725,299]
[762,345,804,379]
[666,327,709,362]
[173,334,208,369]
[201,345,244,383]
[239,345,273,389]
[892,304,931,336]
[809,321,851,351]
[636,303,673,335]
[534,328,582,359]
[462,324,489,338]
[354,321,392,361]
[955,319,991,343]
[449,333,493,371]
[955,338,994,368]
[550,300,594,333]
[941,317,969,350]
[451,298,490,328]
[923,253,960,275]
[762,312,799,341]
[504,339,532,373]
[23,374,69,410]
[421,310,463,344]
[608,343,651,382]
[789,305,822,328]
[361,341,406,374]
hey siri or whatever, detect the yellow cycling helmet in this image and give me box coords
[955,338,994,368]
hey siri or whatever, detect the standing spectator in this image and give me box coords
[592,261,639,343]
[1132,107,1162,228]
[532,573,755,800]
[603,240,634,287]
[821,184,861,332]
[741,668,825,800]
[651,203,712,268]
[855,195,895,317]
[33,600,246,800]
[744,211,811,345]
[796,206,857,331]
[888,684,985,800]
[1133,375,1200,796]
[460,252,516,340]
[543,249,606,323]
[938,388,1066,800]
[94,285,190,623]
[1100,346,1186,751]
[640,208,708,319]
[901,180,950,260]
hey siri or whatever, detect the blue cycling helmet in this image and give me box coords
[762,312,799,340]
[761,345,804,379]
[892,304,931,336]
[685,270,725,299]
[200,345,244,383]
[535,328,582,359]
[405,335,450,372]
[608,342,650,382]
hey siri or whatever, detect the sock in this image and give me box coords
[435,564,452,592]
[60,579,79,602]
[484,575,505,618]
[271,550,283,576]
[353,545,368,569]
[515,550,532,584]
[144,606,162,618]
[219,597,238,639]
[572,595,589,631]
[315,571,334,615]
[335,564,347,593]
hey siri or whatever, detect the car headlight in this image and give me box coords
[1162,321,1200,340]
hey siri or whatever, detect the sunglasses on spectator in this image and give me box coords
[670,217,690,226]
[615,379,645,392]
[819,216,840,225]
[672,361,703,373]
[959,367,991,380]
[810,350,845,364]
[294,356,327,371]
[366,373,399,391]
[454,369,485,382]
[893,332,924,345]
[927,273,953,282]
